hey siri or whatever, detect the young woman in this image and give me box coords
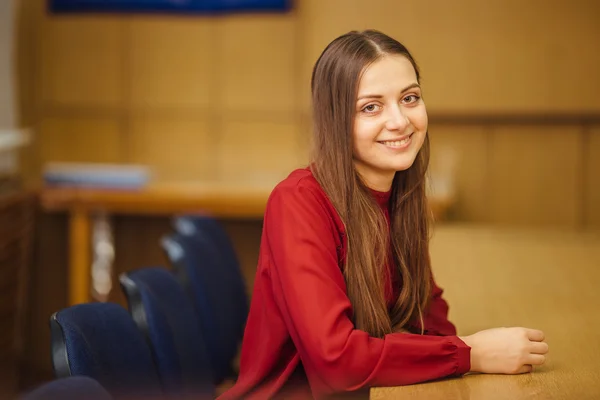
[218,29,548,400]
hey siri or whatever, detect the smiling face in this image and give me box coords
[352,54,428,191]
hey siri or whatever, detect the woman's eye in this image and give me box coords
[403,95,420,104]
[362,104,380,113]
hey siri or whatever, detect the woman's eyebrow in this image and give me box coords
[357,83,421,101]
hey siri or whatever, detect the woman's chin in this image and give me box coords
[388,159,418,172]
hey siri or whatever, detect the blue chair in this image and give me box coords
[50,302,162,399]
[120,267,215,398]
[21,376,112,400]
[162,216,247,384]
[172,215,248,322]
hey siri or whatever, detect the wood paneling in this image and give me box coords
[39,16,125,108]
[488,125,583,227]
[38,116,123,164]
[300,0,600,114]
[15,0,43,125]
[127,112,214,182]
[24,0,600,210]
[429,124,490,221]
[217,119,304,182]
[129,17,215,109]
[298,113,312,167]
[406,0,600,114]
[217,14,297,113]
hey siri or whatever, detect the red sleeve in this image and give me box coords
[264,183,470,396]
[421,281,459,336]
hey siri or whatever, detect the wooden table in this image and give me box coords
[40,182,275,306]
[371,225,600,399]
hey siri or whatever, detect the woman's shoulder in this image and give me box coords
[274,167,320,192]
[267,167,333,212]
[265,167,344,238]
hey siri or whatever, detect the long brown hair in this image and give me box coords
[310,29,432,338]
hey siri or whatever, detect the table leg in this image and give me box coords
[69,207,91,305]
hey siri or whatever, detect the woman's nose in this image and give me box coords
[385,105,409,131]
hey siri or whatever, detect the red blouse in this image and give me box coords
[218,168,470,399]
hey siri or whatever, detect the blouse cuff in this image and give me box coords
[448,335,471,375]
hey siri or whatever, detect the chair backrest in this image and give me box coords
[21,376,113,400]
[120,267,214,398]
[162,218,247,384]
[50,302,162,399]
[173,215,249,321]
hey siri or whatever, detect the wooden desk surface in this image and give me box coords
[371,225,600,399]
[39,182,453,219]
[39,182,276,218]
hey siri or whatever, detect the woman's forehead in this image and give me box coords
[358,55,418,96]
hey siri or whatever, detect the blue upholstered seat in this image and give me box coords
[50,302,162,399]
[120,266,215,398]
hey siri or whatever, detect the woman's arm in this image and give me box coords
[420,281,459,336]
[264,182,470,396]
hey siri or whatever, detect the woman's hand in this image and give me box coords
[459,327,549,374]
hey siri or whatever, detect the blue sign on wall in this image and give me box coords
[49,0,292,14]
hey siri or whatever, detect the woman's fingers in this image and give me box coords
[526,354,546,366]
[527,329,545,342]
[529,341,549,354]
[516,364,533,374]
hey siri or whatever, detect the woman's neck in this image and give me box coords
[357,171,395,192]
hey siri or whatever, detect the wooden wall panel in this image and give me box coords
[27,0,600,191]
[217,119,303,182]
[428,125,490,221]
[129,17,215,109]
[297,113,312,166]
[38,117,123,164]
[407,0,600,113]
[586,127,600,228]
[16,0,45,185]
[39,16,125,108]
[15,0,43,125]
[488,126,583,227]
[216,14,297,113]
[127,113,214,182]
[299,0,600,114]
